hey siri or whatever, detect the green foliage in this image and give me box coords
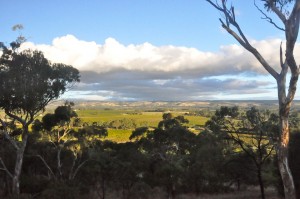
[54,102,78,122]
[158,113,189,130]
[262,0,294,16]
[78,125,108,138]
[129,127,149,140]
[215,106,239,118]
[41,113,57,131]
[76,109,208,129]
[0,37,80,196]
[107,118,137,129]
[1,103,286,197]
[105,129,132,143]
[36,102,78,131]
[0,47,79,116]
[205,106,279,198]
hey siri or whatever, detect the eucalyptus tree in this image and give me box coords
[206,106,278,199]
[31,102,108,181]
[131,114,195,199]
[0,39,80,196]
[206,1,300,198]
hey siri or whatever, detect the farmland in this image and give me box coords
[42,99,300,142]
[73,107,209,142]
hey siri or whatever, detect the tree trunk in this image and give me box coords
[101,178,105,199]
[11,133,28,196]
[57,147,63,178]
[257,166,265,199]
[167,184,175,199]
[278,116,296,199]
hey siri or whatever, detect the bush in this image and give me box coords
[20,175,49,195]
[40,182,81,199]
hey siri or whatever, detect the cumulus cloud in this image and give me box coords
[21,35,295,100]
[22,34,288,75]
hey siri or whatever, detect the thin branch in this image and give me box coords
[33,155,56,179]
[70,159,89,180]
[58,128,71,142]
[262,145,275,164]
[207,0,280,80]
[4,110,26,126]
[264,0,287,25]
[221,20,279,79]
[0,157,13,178]
[229,132,257,163]
[206,0,223,12]
[254,0,285,31]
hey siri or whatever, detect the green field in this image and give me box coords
[76,109,163,127]
[103,129,133,143]
[75,109,209,142]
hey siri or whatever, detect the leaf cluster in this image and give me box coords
[0,43,80,119]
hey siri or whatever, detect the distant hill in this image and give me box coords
[45,100,300,111]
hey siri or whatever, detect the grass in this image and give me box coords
[88,187,281,199]
[76,109,163,127]
[177,187,281,199]
[74,109,209,142]
[104,129,133,143]
[76,109,208,127]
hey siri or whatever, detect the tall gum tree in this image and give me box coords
[0,38,80,196]
[206,0,300,198]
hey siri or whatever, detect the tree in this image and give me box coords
[131,114,195,199]
[206,1,300,198]
[31,102,107,181]
[158,113,189,130]
[205,106,277,199]
[0,38,80,196]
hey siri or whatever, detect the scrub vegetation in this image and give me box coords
[3,100,300,199]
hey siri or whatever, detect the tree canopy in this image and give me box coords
[0,39,80,196]
[0,48,80,122]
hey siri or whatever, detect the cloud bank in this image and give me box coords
[22,35,295,101]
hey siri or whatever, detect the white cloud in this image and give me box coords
[20,35,300,100]
[21,34,287,76]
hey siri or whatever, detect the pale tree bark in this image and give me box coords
[11,133,28,196]
[206,0,300,198]
[1,111,34,197]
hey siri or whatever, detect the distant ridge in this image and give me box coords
[45,100,300,111]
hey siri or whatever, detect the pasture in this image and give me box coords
[75,108,209,142]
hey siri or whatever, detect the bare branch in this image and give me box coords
[0,157,13,178]
[33,155,56,179]
[207,0,280,80]
[70,159,89,180]
[262,145,275,164]
[206,0,223,12]
[4,110,26,127]
[229,132,257,163]
[254,0,285,31]
[221,24,279,79]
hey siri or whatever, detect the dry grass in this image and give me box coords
[177,187,282,199]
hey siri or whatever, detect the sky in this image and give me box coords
[1,0,298,101]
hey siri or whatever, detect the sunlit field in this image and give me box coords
[74,109,209,142]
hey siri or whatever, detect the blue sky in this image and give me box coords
[1,0,297,101]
